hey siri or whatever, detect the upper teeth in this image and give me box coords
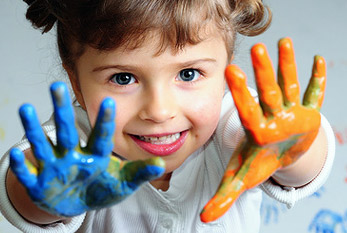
[139,133,180,144]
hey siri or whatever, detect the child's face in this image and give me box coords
[70,30,228,175]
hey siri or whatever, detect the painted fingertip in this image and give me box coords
[50,81,68,92]
[50,81,70,107]
[18,104,39,129]
[137,158,165,180]
[313,55,326,77]
[100,97,116,122]
[146,165,165,177]
[200,204,217,223]
[278,37,293,49]
[314,55,324,64]
[251,43,267,57]
[225,65,247,88]
[9,148,25,167]
[101,97,116,113]
[19,103,35,118]
[225,65,245,79]
[149,157,165,168]
[10,148,37,188]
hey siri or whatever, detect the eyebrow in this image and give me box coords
[92,58,217,72]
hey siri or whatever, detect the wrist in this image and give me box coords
[272,126,327,188]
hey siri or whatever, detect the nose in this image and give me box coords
[139,86,177,123]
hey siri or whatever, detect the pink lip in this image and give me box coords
[130,131,188,156]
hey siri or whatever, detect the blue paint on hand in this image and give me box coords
[9,81,165,216]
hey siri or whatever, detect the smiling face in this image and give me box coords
[68,29,229,181]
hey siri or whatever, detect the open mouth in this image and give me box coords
[136,133,181,145]
[130,131,188,156]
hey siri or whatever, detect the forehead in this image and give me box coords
[78,29,228,68]
[118,23,229,56]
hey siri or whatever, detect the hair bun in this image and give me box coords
[229,0,272,36]
[23,0,58,33]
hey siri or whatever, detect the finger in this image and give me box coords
[19,104,55,163]
[9,148,37,189]
[200,146,281,223]
[50,82,79,151]
[200,153,248,222]
[251,43,283,115]
[303,55,327,111]
[87,97,116,157]
[120,157,165,190]
[225,65,263,130]
[277,37,300,106]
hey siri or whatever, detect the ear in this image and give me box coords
[63,64,87,110]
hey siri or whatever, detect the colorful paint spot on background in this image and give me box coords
[309,209,347,233]
[0,127,5,141]
[260,194,287,225]
[0,97,10,109]
[332,126,347,145]
[310,186,325,198]
[328,60,335,68]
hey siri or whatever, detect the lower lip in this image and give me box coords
[130,131,188,156]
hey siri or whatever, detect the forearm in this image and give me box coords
[272,126,327,187]
[5,150,66,225]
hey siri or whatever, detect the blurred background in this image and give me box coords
[0,0,346,232]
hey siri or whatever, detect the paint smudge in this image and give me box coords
[309,209,347,233]
[332,126,347,145]
[310,186,325,198]
[0,97,10,109]
[0,127,5,141]
[328,60,335,68]
[260,194,287,225]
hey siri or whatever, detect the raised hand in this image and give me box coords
[200,37,326,222]
[9,82,165,217]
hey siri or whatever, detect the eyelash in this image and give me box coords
[176,68,205,83]
[109,73,137,86]
[108,68,206,87]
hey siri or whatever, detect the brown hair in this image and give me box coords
[23,0,271,71]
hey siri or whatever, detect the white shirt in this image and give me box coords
[0,92,335,233]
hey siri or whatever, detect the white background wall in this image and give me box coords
[0,0,346,232]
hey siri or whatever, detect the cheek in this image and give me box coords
[83,95,107,127]
[187,87,224,138]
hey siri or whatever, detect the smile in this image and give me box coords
[138,133,180,144]
[130,131,188,156]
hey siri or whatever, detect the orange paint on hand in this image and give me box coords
[200,37,327,223]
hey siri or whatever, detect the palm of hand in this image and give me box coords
[240,38,325,167]
[201,38,326,222]
[10,82,165,216]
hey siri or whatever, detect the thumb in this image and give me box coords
[120,157,165,190]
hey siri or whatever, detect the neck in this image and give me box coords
[150,172,172,191]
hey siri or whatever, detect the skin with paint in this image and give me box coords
[200,38,327,222]
[9,82,165,216]
[9,30,228,219]
[8,32,327,223]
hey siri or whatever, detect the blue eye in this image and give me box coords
[178,69,201,82]
[111,73,136,85]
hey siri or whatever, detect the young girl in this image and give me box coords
[0,0,335,232]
